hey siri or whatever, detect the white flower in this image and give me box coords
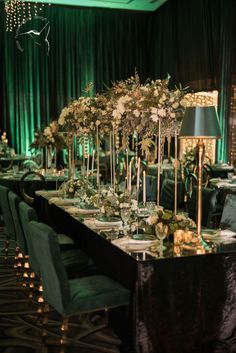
[157,108,166,117]
[151,114,158,122]
[117,102,125,115]
[120,202,130,209]
[133,109,140,117]
[172,102,179,109]
[146,215,158,225]
[151,107,158,114]
[131,199,138,211]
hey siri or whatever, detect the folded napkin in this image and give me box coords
[49,197,80,205]
[216,181,236,188]
[202,229,236,242]
[84,218,122,230]
[36,190,59,197]
[76,208,99,215]
[112,236,158,252]
[63,206,80,214]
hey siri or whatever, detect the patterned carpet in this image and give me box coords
[0,230,130,353]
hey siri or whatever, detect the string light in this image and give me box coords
[4,1,51,32]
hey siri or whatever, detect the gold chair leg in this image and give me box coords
[22,255,30,288]
[28,271,35,299]
[15,248,23,281]
[60,317,69,351]
[37,281,45,314]
[4,238,10,266]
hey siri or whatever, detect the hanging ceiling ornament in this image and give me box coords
[4,0,50,32]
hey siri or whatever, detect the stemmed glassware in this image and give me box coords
[120,207,132,236]
[146,201,156,216]
[155,222,169,255]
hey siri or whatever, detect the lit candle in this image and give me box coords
[126,147,129,192]
[128,161,132,192]
[86,154,90,178]
[112,127,116,190]
[136,157,140,189]
[96,126,100,191]
[91,150,95,175]
[143,170,146,204]
[110,132,113,187]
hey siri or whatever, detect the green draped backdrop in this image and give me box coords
[0,0,236,161]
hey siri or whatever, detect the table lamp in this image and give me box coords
[179,106,221,247]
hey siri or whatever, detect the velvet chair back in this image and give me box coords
[18,201,39,274]
[8,191,28,254]
[0,185,16,240]
[160,178,185,211]
[220,194,236,232]
[28,221,130,317]
[188,187,218,228]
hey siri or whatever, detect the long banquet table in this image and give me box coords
[35,193,236,353]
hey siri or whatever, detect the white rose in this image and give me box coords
[146,215,158,225]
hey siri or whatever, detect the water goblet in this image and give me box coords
[155,222,169,253]
[120,207,131,236]
[146,201,156,215]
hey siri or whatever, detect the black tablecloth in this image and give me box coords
[0,174,64,197]
[35,195,236,353]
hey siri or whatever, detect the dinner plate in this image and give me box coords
[112,236,158,252]
[97,216,121,223]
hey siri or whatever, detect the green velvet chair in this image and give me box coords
[8,191,28,255]
[28,220,130,349]
[0,185,17,264]
[220,194,236,232]
[8,191,30,282]
[18,201,97,277]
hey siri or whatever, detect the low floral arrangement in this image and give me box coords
[143,208,196,236]
[0,131,15,157]
[90,188,137,218]
[59,177,96,200]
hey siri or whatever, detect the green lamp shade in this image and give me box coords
[179,106,221,139]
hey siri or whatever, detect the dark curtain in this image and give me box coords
[149,0,236,161]
[0,0,236,160]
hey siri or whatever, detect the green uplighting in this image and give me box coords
[26,0,168,12]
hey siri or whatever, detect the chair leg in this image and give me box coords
[37,280,45,314]
[28,270,35,299]
[22,255,30,288]
[41,302,50,343]
[60,317,69,351]
[4,237,10,266]
[15,248,23,281]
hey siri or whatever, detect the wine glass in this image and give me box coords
[120,207,131,236]
[155,222,169,253]
[146,201,156,215]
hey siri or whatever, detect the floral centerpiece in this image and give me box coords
[58,81,113,137]
[90,188,137,219]
[143,208,196,237]
[109,73,188,141]
[30,121,66,151]
[0,131,15,157]
[59,177,96,199]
